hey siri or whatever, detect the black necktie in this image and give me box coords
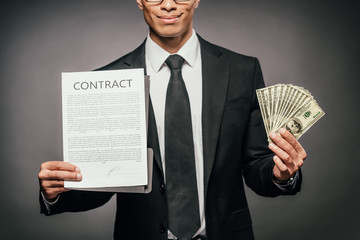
[165,54,200,239]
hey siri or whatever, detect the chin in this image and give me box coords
[159,33,182,38]
[158,28,179,36]
[157,28,188,39]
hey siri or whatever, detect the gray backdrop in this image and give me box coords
[1,0,359,239]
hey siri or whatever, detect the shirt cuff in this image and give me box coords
[272,171,300,190]
[41,191,60,213]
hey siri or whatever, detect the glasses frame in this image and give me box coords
[145,0,191,4]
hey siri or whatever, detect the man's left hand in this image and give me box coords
[269,128,307,181]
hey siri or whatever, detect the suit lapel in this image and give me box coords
[119,41,164,178]
[199,36,230,198]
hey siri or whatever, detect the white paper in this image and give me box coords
[62,69,148,189]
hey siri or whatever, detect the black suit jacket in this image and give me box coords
[40,35,301,240]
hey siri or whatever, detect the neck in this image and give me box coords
[149,28,193,54]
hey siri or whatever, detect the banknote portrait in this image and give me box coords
[286,118,302,138]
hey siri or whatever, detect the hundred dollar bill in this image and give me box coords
[276,99,324,139]
[256,84,325,141]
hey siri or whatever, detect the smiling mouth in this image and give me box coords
[157,14,182,23]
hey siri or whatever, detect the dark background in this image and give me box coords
[1,0,359,239]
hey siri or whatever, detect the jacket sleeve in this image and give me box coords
[40,190,114,215]
[242,58,302,197]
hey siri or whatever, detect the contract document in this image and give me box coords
[62,69,151,193]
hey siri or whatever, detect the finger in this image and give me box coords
[42,187,70,200]
[268,142,294,166]
[273,156,293,181]
[269,132,298,160]
[47,170,82,181]
[273,155,288,173]
[294,158,304,169]
[40,180,65,189]
[41,161,80,172]
[39,170,82,181]
[279,128,307,160]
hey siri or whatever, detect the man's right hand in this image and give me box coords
[38,161,82,201]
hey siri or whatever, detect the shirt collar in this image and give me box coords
[145,29,200,72]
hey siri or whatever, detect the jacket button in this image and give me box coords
[159,183,165,193]
[159,224,167,233]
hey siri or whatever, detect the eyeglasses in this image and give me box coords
[145,0,191,4]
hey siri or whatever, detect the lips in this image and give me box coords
[157,14,182,24]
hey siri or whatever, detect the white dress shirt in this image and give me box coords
[145,29,205,238]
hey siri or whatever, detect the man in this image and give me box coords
[286,118,303,138]
[38,0,306,239]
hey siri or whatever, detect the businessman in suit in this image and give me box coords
[38,0,306,239]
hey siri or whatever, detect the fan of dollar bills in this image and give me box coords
[256,84,325,141]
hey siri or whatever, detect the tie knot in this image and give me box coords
[166,54,185,70]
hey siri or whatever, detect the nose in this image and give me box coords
[160,0,177,12]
